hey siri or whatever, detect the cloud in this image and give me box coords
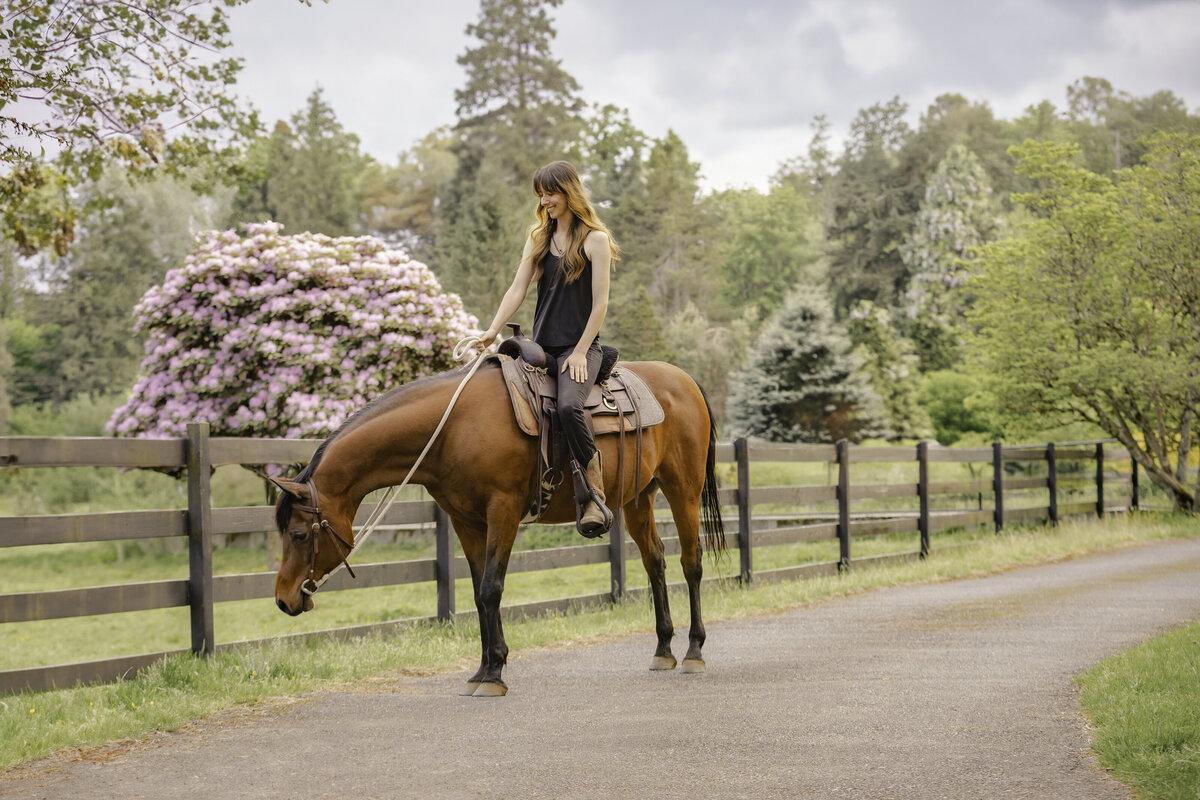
[226,0,1200,190]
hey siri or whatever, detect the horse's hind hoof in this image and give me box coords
[472,682,508,697]
[680,658,706,674]
[649,655,677,671]
[460,682,480,696]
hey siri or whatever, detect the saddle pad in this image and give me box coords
[498,355,664,437]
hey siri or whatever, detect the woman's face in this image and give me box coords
[539,190,568,221]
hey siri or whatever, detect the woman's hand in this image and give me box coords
[562,350,589,383]
[478,329,498,349]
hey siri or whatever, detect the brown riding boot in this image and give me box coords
[579,452,611,535]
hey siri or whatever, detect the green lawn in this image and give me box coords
[1,512,1196,772]
[1078,621,1200,800]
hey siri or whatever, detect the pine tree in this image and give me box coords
[434,0,581,319]
[727,286,889,443]
[846,301,931,441]
[454,0,582,181]
[229,89,367,236]
[899,143,997,371]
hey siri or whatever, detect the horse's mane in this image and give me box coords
[274,363,487,532]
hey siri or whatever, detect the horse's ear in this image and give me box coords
[268,477,310,500]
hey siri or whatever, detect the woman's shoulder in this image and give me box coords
[582,228,609,253]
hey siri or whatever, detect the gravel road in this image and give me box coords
[5,538,1200,800]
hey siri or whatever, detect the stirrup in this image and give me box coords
[569,459,612,538]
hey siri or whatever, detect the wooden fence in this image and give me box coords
[0,427,1135,693]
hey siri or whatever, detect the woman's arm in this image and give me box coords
[561,230,612,383]
[479,236,539,347]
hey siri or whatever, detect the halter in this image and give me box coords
[292,478,357,596]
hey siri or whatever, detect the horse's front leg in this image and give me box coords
[623,487,676,670]
[472,509,521,697]
[451,516,490,695]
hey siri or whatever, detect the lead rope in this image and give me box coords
[302,335,494,595]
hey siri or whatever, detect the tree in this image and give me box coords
[917,370,994,446]
[663,302,754,427]
[453,0,582,181]
[719,183,821,325]
[434,0,581,319]
[847,302,931,441]
[825,98,916,315]
[2,0,261,255]
[108,223,478,440]
[0,323,11,434]
[26,169,229,404]
[229,89,368,236]
[726,286,889,443]
[900,143,999,371]
[359,128,459,257]
[972,135,1200,511]
[603,285,673,364]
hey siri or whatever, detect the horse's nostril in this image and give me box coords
[276,598,289,614]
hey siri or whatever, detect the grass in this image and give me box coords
[1,511,1197,773]
[1078,621,1200,800]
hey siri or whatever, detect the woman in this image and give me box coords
[479,160,620,536]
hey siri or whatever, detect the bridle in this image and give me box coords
[291,478,357,596]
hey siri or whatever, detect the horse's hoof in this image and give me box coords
[460,682,481,696]
[649,655,677,671]
[680,658,706,674]
[472,682,508,697]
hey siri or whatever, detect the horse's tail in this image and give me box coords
[696,381,727,557]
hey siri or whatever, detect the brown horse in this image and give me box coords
[271,359,725,696]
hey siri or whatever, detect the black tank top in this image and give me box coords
[531,252,594,348]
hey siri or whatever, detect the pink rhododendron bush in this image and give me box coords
[108,222,478,439]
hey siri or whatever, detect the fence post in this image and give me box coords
[1095,442,1105,518]
[186,422,214,656]
[917,441,929,558]
[609,510,625,603]
[837,439,850,572]
[992,441,1004,534]
[1130,457,1139,511]
[1047,442,1058,526]
[435,506,455,621]
[734,437,752,583]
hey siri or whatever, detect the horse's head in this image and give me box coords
[271,477,356,616]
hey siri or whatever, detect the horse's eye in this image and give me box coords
[290,527,310,543]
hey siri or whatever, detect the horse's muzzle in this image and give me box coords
[276,595,314,616]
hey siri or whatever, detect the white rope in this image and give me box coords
[305,335,494,593]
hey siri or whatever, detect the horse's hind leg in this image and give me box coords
[661,483,707,674]
[623,486,676,670]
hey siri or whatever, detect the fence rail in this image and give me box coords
[0,430,1136,693]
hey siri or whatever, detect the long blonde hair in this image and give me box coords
[529,160,620,283]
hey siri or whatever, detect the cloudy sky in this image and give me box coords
[226,0,1200,190]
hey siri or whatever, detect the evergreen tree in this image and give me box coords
[21,169,230,404]
[453,0,582,181]
[434,0,581,319]
[846,301,931,441]
[229,89,367,236]
[727,286,889,443]
[900,143,998,371]
[604,285,674,363]
[825,98,916,316]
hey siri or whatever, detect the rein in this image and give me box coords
[298,337,493,596]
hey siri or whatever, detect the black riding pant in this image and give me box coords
[544,342,603,466]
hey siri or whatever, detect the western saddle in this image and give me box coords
[495,324,664,530]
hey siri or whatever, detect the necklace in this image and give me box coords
[550,235,566,257]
